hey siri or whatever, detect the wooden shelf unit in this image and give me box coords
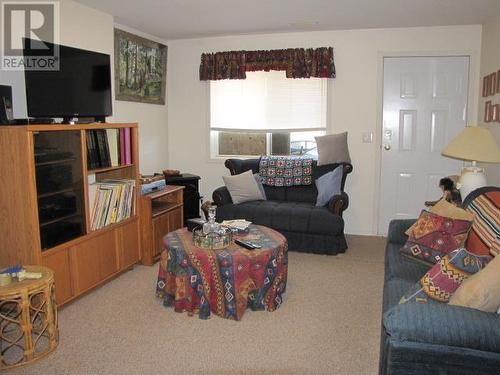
[0,122,141,306]
[140,185,184,266]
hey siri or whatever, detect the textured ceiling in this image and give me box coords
[74,0,500,40]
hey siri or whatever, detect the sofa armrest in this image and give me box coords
[387,219,416,245]
[327,192,349,216]
[212,186,233,206]
[383,302,500,354]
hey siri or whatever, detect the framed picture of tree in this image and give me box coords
[114,28,167,105]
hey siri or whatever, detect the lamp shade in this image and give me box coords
[441,126,500,163]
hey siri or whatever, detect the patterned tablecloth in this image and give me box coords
[156,225,288,320]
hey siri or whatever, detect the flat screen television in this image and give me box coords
[23,39,112,122]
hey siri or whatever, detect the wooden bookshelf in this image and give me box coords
[139,185,184,266]
[0,122,141,306]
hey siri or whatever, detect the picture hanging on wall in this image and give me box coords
[114,28,167,105]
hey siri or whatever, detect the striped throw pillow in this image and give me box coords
[465,191,500,257]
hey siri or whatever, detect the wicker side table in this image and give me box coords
[0,266,58,370]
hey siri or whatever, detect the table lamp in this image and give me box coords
[441,126,500,200]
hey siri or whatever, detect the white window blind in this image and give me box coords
[210,70,327,132]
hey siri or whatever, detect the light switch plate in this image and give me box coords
[362,132,373,143]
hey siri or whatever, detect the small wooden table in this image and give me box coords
[140,185,184,266]
[0,266,58,370]
[156,225,288,320]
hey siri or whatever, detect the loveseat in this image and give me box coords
[379,186,500,375]
[212,158,353,255]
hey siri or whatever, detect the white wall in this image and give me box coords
[0,0,168,174]
[167,25,482,235]
[478,13,500,186]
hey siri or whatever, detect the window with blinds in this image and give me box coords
[209,71,327,157]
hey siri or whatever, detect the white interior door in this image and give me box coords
[378,56,469,235]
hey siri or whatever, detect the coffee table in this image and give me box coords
[156,225,288,320]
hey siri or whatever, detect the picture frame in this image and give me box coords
[497,70,500,94]
[483,76,489,97]
[484,100,493,123]
[489,72,497,96]
[114,28,167,105]
[494,104,500,123]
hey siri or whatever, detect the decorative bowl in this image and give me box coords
[192,226,233,250]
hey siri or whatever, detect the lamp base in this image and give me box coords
[458,166,487,201]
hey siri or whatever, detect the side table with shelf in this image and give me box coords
[0,265,58,370]
[140,185,184,266]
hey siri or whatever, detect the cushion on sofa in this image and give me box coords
[315,166,342,206]
[404,199,473,235]
[223,170,265,204]
[464,190,500,257]
[380,339,500,375]
[383,301,500,354]
[216,200,344,236]
[253,173,267,200]
[403,200,475,256]
[399,248,491,304]
[430,199,474,221]
[400,210,472,265]
[450,254,500,313]
[315,132,351,165]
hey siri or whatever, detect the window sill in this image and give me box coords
[207,155,262,164]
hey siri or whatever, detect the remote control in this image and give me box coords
[234,239,256,250]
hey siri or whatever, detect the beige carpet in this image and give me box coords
[10,235,386,375]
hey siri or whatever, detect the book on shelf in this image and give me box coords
[105,129,119,167]
[123,128,132,165]
[86,128,132,170]
[119,129,125,166]
[86,130,98,170]
[94,129,111,168]
[89,179,136,231]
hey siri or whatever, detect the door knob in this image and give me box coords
[384,144,391,151]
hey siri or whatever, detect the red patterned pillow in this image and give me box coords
[401,210,472,265]
[465,191,500,257]
[400,248,491,304]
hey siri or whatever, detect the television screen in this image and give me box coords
[23,39,112,119]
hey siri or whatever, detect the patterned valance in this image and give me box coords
[199,47,336,80]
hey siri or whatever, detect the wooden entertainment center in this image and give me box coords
[0,123,141,305]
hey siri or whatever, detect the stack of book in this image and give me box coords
[88,179,136,230]
[86,128,132,170]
